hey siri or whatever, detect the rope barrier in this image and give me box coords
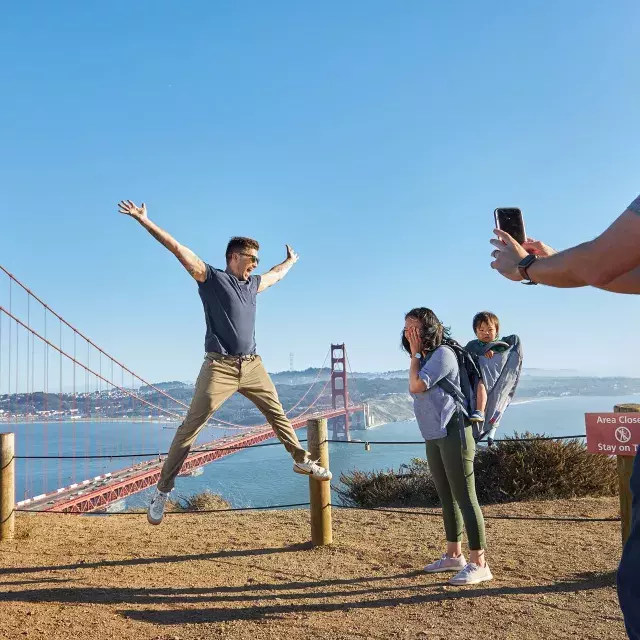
[326,434,587,444]
[16,502,311,515]
[14,502,619,522]
[329,504,620,523]
[15,439,308,460]
[12,434,588,460]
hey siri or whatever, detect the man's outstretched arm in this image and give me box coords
[257,244,299,293]
[490,199,640,293]
[118,200,207,283]
[519,238,640,294]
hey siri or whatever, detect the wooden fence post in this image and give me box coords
[0,433,15,541]
[307,418,332,546]
[614,404,639,545]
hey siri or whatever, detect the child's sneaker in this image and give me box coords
[424,553,467,573]
[449,562,493,586]
[469,410,485,423]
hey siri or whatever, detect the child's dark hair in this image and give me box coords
[401,308,454,355]
[472,311,500,335]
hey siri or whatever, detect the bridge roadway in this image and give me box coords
[17,406,363,514]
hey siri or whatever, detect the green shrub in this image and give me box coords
[335,432,618,508]
[335,461,440,508]
[474,432,618,503]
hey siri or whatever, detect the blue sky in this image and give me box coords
[1,1,640,382]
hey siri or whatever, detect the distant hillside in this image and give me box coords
[270,367,587,384]
[521,368,582,377]
[3,370,640,427]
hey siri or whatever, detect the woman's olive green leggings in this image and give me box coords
[425,417,486,550]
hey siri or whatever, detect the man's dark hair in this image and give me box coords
[225,237,260,263]
[472,311,500,335]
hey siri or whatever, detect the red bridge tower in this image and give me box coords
[330,343,351,441]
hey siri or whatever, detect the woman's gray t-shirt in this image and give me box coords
[411,346,460,441]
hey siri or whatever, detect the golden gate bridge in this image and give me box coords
[0,265,368,513]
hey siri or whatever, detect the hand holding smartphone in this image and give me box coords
[494,208,526,245]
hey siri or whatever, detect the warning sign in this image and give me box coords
[585,413,640,456]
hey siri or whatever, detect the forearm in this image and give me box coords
[408,357,426,393]
[137,217,205,281]
[529,243,640,293]
[594,265,640,294]
[266,259,294,284]
[137,216,181,255]
[526,243,592,288]
[527,210,640,289]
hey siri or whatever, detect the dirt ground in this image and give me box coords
[0,497,627,640]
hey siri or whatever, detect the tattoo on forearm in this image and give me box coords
[145,225,175,251]
[178,255,197,276]
[271,261,291,280]
[144,222,202,277]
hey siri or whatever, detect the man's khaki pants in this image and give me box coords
[157,353,309,493]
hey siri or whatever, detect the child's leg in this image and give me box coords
[470,382,487,422]
[476,381,487,413]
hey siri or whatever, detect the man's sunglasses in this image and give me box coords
[238,252,260,265]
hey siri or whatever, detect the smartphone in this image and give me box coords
[494,207,526,245]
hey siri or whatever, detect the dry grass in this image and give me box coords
[167,490,231,512]
[0,497,626,640]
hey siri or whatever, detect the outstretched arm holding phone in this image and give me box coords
[489,193,640,639]
[490,201,640,293]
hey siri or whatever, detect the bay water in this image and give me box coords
[6,394,638,509]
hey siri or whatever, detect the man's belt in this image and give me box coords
[207,352,257,363]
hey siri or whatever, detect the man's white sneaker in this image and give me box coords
[448,562,493,586]
[147,488,169,525]
[424,553,467,573]
[293,458,332,481]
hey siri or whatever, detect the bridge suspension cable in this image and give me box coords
[285,349,330,416]
[1,264,356,505]
[0,265,335,431]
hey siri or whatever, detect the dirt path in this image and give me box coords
[0,497,626,639]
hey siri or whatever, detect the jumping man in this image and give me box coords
[117,200,332,525]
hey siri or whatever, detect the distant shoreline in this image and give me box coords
[3,392,640,427]
[0,417,184,427]
[511,392,640,407]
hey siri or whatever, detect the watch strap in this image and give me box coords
[518,254,538,285]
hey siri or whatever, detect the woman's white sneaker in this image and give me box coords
[448,562,493,586]
[424,553,467,573]
[293,458,332,481]
[147,489,169,525]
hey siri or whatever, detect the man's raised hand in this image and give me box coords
[286,244,299,264]
[490,229,528,281]
[118,200,148,221]
[522,237,557,257]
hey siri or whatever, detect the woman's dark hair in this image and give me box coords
[401,307,453,355]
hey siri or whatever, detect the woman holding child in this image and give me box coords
[403,307,492,586]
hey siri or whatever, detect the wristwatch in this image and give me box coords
[518,254,538,285]
[413,353,422,359]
